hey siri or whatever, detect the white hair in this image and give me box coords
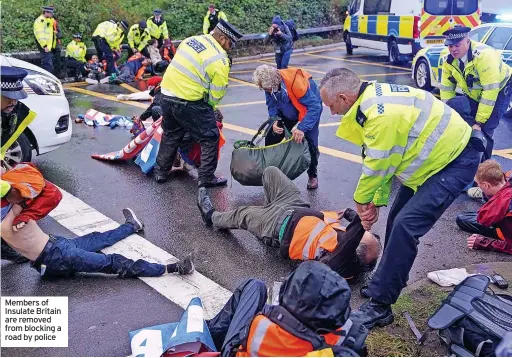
[252,65,281,91]
[320,68,361,101]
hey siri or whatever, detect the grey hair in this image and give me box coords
[319,68,362,101]
[252,65,281,91]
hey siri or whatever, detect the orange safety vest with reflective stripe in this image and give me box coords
[1,163,45,200]
[236,315,344,357]
[278,68,312,122]
[288,211,344,261]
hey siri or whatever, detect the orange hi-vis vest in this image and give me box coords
[236,315,345,357]
[288,211,345,261]
[278,68,312,122]
[2,163,45,200]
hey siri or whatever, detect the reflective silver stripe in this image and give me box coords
[365,145,404,160]
[209,92,224,103]
[210,84,228,92]
[480,98,496,106]
[399,103,452,181]
[404,93,435,154]
[249,318,272,356]
[203,52,228,68]
[362,164,396,177]
[314,231,337,259]
[360,95,416,112]
[472,84,483,90]
[440,84,455,91]
[170,61,209,89]
[302,221,327,260]
[19,183,39,198]
[481,82,500,90]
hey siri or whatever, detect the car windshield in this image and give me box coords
[424,0,478,15]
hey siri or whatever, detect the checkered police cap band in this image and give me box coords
[217,23,238,42]
[447,33,468,40]
[1,79,24,91]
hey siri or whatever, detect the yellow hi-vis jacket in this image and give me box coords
[127,24,152,52]
[161,34,229,107]
[336,82,471,206]
[33,15,55,50]
[93,21,125,51]
[203,9,228,34]
[440,40,511,124]
[65,40,87,62]
[147,16,169,40]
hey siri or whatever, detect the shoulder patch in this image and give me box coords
[186,38,207,53]
[472,48,483,58]
[389,84,410,93]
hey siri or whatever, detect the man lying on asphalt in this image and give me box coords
[1,206,194,278]
[197,166,381,279]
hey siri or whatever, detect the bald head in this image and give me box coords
[319,68,362,115]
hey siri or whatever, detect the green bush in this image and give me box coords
[1,0,348,53]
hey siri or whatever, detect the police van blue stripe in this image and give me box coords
[367,15,377,35]
[388,16,401,37]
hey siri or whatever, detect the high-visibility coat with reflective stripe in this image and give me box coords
[336,82,471,206]
[93,21,125,50]
[147,16,169,39]
[289,211,343,260]
[440,40,511,124]
[161,35,229,106]
[1,181,11,198]
[1,163,45,200]
[1,104,37,160]
[279,68,312,122]
[236,315,345,357]
[127,24,151,51]
[203,10,228,34]
[33,15,55,49]
[65,40,87,62]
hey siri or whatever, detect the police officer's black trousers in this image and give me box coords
[35,41,54,74]
[367,140,481,305]
[155,95,220,183]
[207,279,267,356]
[65,57,85,80]
[92,36,116,76]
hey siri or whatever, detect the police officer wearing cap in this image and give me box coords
[92,20,129,75]
[147,9,169,48]
[33,6,57,74]
[1,67,38,263]
[127,21,152,59]
[154,19,243,187]
[65,33,87,81]
[441,25,512,160]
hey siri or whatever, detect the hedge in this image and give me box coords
[1,0,348,53]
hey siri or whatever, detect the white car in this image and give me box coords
[1,55,72,167]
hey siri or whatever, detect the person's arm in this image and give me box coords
[1,180,11,198]
[265,91,279,118]
[278,24,293,42]
[475,52,505,124]
[440,59,457,102]
[127,28,135,49]
[162,21,169,39]
[79,44,87,62]
[203,12,210,34]
[220,11,228,21]
[65,43,72,58]
[13,180,62,227]
[205,61,229,106]
[296,80,322,132]
[33,18,49,49]
[477,194,511,227]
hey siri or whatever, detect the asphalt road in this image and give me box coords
[2,45,512,357]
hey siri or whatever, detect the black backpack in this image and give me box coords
[285,20,299,42]
[427,275,512,357]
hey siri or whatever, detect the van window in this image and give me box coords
[363,0,391,14]
[469,27,490,42]
[424,0,478,16]
[350,0,362,14]
[485,27,512,50]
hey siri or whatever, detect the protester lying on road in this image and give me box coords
[207,260,368,357]
[456,160,512,255]
[1,205,194,278]
[197,166,381,280]
[111,54,152,84]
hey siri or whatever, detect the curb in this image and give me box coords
[233,42,345,63]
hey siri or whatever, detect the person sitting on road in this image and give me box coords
[207,260,368,357]
[197,166,381,280]
[147,39,169,73]
[160,38,176,63]
[265,15,294,69]
[253,65,322,190]
[456,160,512,255]
[65,33,87,82]
[84,55,109,85]
[1,203,195,278]
[111,53,152,84]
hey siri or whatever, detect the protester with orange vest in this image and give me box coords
[206,260,368,356]
[253,65,322,189]
[197,166,381,279]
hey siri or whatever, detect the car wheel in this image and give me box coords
[344,32,353,55]
[388,40,406,65]
[414,59,433,91]
[4,133,32,170]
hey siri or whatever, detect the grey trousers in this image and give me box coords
[211,167,309,240]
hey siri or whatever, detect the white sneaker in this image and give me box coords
[468,187,483,199]
[85,78,99,85]
[99,77,110,84]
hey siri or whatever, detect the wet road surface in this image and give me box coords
[2,45,512,356]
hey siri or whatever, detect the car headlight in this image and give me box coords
[24,75,62,95]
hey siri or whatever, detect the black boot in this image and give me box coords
[350,299,394,329]
[197,188,214,226]
[1,239,29,263]
[198,177,227,188]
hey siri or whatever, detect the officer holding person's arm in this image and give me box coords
[440,26,512,160]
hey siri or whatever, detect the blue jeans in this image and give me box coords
[367,140,481,304]
[32,224,165,278]
[207,279,267,355]
[275,49,293,69]
[468,79,512,160]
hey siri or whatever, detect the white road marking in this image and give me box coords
[48,187,232,319]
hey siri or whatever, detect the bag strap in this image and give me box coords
[250,118,274,144]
